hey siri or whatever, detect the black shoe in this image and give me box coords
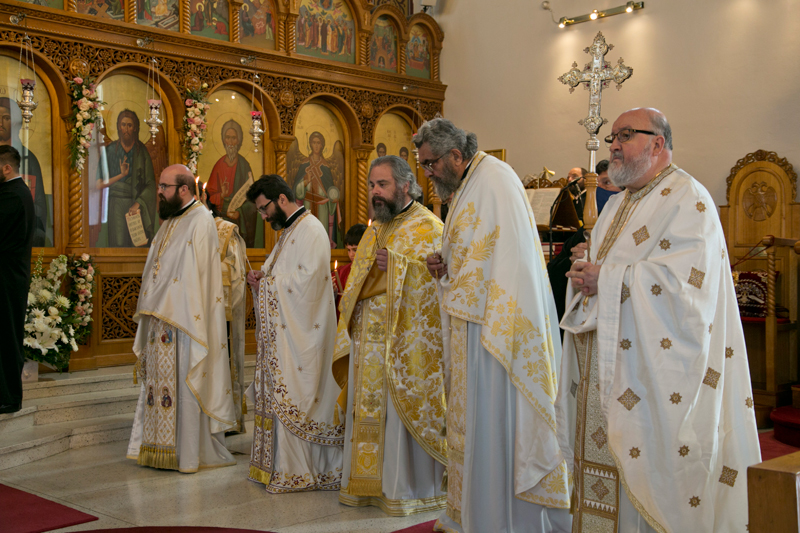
[0,403,22,414]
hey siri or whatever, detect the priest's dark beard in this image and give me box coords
[267,207,288,230]
[158,192,183,219]
[430,161,462,202]
[608,145,653,189]
[371,187,406,223]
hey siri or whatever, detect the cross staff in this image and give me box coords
[559,31,632,241]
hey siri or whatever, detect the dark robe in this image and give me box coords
[0,178,35,406]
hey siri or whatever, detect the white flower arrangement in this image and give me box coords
[183,83,210,174]
[68,77,105,173]
[23,252,97,371]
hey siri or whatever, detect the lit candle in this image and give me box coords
[333,260,343,293]
[368,219,372,227]
[195,176,199,197]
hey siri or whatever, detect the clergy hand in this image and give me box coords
[227,211,240,221]
[566,261,600,296]
[247,270,265,289]
[570,242,588,263]
[375,249,388,271]
[128,202,140,216]
[426,252,448,280]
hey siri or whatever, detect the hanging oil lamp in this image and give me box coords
[250,111,264,153]
[17,78,38,127]
[144,99,162,144]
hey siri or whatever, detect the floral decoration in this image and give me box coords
[67,77,105,173]
[23,252,97,371]
[183,83,210,174]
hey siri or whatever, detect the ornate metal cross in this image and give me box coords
[558,31,632,173]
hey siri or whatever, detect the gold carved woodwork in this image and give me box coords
[276,12,287,52]
[181,0,191,33]
[184,75,201,92]
[68,168,84,248]
[230,0,243,43]
[359,31,370,67]
[355,148,372,224]
[274,137,294,179]
[726,150,797,203]
[69,58,89,78]
[743,182,778,221]
[101,275,142,340]
[398,39,407,75]
[286,13,298,54]
[432,50,440,81]
[125,0,137,24]
[66,0,77,12]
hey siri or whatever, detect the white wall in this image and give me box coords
[427,0,800,206]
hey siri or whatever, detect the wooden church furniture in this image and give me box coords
[720,150,800,428]
[748,451,800,532]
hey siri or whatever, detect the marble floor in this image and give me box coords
[0,422,439,532]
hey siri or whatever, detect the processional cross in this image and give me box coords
[558,31,633,235]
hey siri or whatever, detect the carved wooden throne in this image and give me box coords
[720,150,800,427]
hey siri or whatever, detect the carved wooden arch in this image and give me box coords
[725,149,797,204]
[370,4,407,31]
[293,91,364,147]
[207,78,282,140]
[374,102,425,131]
[93,62,185,136]
[0,43,70,117]
[406,12,444,49]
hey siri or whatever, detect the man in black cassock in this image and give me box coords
[0,146,35,413]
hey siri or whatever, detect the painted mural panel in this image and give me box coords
[137,0,180,31]
[370,16,398,73]
[369,112,413,166]
[88,75,164,248]
[296,0,356,65]
[287,103,346,248]
[241,0,276,50]
[16,0,64,9]
[406,25,431,79]
[190,0,231,41]
[0,57,54,247]
[76,0,124,20]
[197,89,265,248]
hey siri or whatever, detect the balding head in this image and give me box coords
[607,108,673,192]
[160,164,196,205]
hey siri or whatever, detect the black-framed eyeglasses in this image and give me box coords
[604,128,657,145]
[158,183,181,192]
[421,154,446,172]
[257,200,273,214]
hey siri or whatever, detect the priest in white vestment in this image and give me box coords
[128,164,236,473]
[245,174,344,493]
[333,156,447,515]
[557,108,761,532]
[420,118,572,533]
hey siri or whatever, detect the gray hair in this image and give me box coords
[647,109,673,151]
[369,155,423,200]
[413,118,478,161]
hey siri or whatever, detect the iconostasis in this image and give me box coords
[0,0,444,369]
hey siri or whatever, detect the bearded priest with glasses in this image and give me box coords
[244,174,344,493]
[127,164,236,473]
[557,108,761,532]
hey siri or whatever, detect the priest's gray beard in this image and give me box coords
[430,160,461,202]
[609,146,653,189]
[372,187,406,223]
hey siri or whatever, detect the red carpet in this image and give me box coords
[392,520,437,533]
[0,483,97,533]
[87,529,276,533]
[759,429,800,461]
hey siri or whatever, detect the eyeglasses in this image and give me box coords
[421,154,446,172]
[604,128,657,145]
[158,183,181,191]
[257,200,273,214]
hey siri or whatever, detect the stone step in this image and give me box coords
[24,388,141,426]
[24,369,137,399]
[0,413,133,471]
[0,407,37,434]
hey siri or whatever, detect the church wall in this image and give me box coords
[431,0,800,207]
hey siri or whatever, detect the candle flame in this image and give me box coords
[334,260,338,269]
[368,219,372,227]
